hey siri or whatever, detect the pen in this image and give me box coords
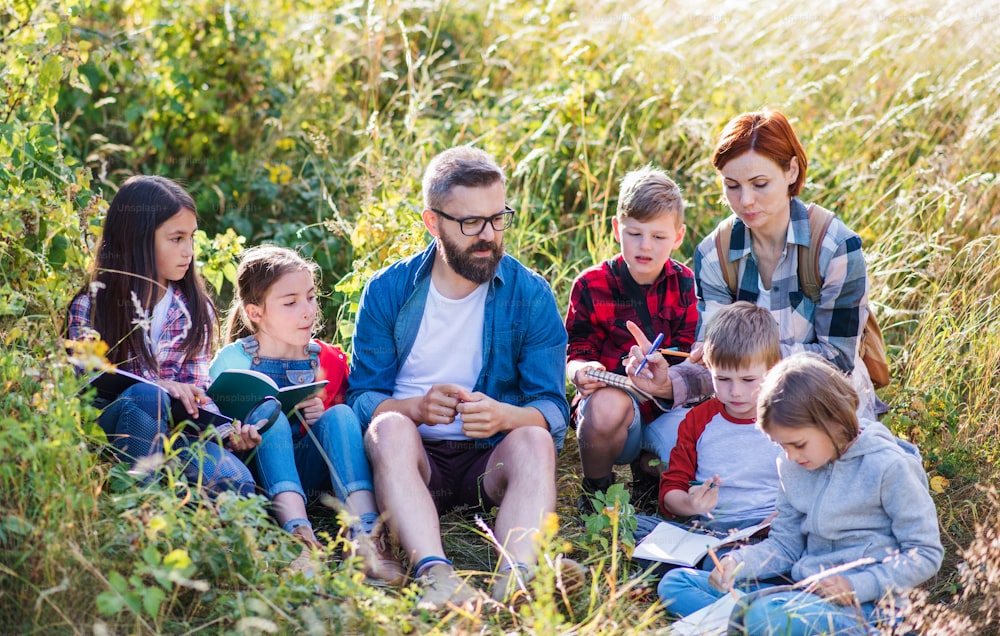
[689,480,717,489]
[658,347,692,358]
[635,332,664,376]
[706,545,740,600]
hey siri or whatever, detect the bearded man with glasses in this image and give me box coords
[347,146,581,609]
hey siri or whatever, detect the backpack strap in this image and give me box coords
[797,204,836,303]
[714,215,739,299]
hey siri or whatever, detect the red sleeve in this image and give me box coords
[314,340,349,407]
[672,261,699,349]
[565,265,606,365]
[658,399,720,515]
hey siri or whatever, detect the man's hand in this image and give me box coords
[623,321,673,398]
[415,383,465,426]
[457,391,512,438]
[569,361,607,398]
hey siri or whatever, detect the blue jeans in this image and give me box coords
[642,406,689,465]
[658,568,878,635]
[98,383,255,496]
[252,404,373,503]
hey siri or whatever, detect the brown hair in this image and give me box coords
[422,146,506,210]
[222,245,320,342]
[757,352,860,459]
[711,109,808,197]
[702,301,781,372]
[616,165,685,225]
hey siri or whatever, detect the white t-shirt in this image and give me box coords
[147,284,173,351]
[393,280,487,441]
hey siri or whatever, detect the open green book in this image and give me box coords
[207,369,328,422]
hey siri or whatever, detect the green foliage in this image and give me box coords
[581,483,637,553]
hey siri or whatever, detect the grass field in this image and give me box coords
[2,0,999,632]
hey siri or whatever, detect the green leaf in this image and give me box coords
[96,591,124,616]
[143,544,161,567]
[142,585,166,618]
[107,570,128,593]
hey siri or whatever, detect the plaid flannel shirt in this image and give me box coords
[565,254,700,421]
[68,286,213,389]
[693,197,869,374]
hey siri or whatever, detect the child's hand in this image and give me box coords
[708,554,739,593]
[226,420,262,452]
[295,396,325,428]
[158,380,206,417]
[571,362,606,397]
[688,475,722,514]
[807,575,856,605]
[623,321,671,396]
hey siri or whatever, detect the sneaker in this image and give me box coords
[416,563,479,611]
[286,526,324,578]
[629,460,661,514]
[577,475,615,517]
[350,530,406,586]
[491,557,588,605]
[490,563,532,604]
[287,546,323,578]
[576,492,598,517]
[551,556,588,598]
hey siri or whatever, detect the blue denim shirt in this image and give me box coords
[347,242,570,452]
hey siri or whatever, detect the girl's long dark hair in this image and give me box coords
[71,175,215,372]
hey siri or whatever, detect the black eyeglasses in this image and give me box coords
[431,205,516,236]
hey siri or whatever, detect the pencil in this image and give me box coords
[658,348,692,357]
[706,545,740,600]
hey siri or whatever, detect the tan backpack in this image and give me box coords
[714,204,890,389]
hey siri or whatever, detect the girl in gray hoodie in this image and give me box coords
[658,353,943,635]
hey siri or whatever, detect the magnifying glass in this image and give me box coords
[209,395,282,439]
[241,395,281,435]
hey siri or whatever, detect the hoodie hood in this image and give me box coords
[840,419,922,463]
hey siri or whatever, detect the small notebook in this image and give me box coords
[668,591,744,636]
[632,519,771,567]
[585,368,656,402]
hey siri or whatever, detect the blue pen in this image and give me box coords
[635,332,664,376]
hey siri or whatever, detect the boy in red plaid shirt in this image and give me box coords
[566,166,709,514]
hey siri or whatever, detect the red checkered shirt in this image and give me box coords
[565,255,698,422]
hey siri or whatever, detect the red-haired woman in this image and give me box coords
[628,110,878,453]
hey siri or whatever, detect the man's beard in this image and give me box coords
[438,233,504,284]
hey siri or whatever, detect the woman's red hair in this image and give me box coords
[711,109,808,197]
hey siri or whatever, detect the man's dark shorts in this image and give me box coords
[424,439,501,513]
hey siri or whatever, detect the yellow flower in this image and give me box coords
[929,475,950,493]
[148,515,167,534]
[164,549,193,570]
[265,163,293,185]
